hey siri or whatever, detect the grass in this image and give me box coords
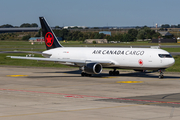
[1,40,180,48]
[0,40,180,72]
[166,55,180,72]
[162,48,180,52]
[0,53,69,68]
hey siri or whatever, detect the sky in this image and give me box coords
[1,0,180,27]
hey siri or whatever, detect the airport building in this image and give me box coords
[29,37,62,42]
[0,27,40,33]
[99,31,111,36]
[151,38,177,43]
[152,31,177,43]
[29,37,44,42]
[158,31,173,37]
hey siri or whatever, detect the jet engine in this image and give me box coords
[81,63,102,74]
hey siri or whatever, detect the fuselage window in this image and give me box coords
[158,54,172,58]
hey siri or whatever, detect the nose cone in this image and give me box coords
[168,58,175,67]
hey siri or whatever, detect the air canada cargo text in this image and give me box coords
[92,50,144,55]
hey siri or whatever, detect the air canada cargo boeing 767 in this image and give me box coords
[10,17,175,79]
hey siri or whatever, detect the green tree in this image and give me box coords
[122,33,131,42]
[72,26,79,29]
[62,29,70,40]
[99,33,105,39]
[22,35,31,40]
[94,33,100,39]
[161,24,170,28]
[71,31,81,41]
[93,27,99,29]
[89,33,95,39]
[20,23,38,27]
[35,29,42,37]
[143,27,152,39]
[20,23,31,27]
[136,27,159,40]
[152,32,161,39]
[137,30,146,40]
[128,29,138,41]
[55,26,60,28]
[93,41,96,44]
[31,23,38,27]
[53,29,70,40]
[0,24,13,28]
[78,32,83,39]
[82,33,88,41]
[105,35,113,41]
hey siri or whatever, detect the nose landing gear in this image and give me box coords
[159,70,164,79]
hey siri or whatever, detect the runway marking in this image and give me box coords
[0,88,180,105]
[64,95,84,98]
[116,81,143,83]
[6,75,28,77]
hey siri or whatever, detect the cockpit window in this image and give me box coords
[158,54,172,58]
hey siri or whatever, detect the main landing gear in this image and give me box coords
[81,72,92,77]
[109,68,120,76]
[159,70,164,79]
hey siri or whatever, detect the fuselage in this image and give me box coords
[43,47,175,70]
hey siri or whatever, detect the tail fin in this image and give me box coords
[39,17,62,50]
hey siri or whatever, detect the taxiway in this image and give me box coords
[0,66,180,120]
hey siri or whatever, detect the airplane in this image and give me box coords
[9,17,175,79]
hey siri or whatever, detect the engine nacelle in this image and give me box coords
[82,63,102,74]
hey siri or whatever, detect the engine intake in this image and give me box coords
[83,63,102,74]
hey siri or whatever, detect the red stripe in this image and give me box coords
[0,88,180,105]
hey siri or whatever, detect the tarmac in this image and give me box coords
[0,66,180,120]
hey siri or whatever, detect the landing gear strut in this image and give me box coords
[109,68,119,76]
[81,72,92,77]
[159,70,164,79]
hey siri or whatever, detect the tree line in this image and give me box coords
[161,24,180,28]
[0,26,161,41]
[31,26,161,42]
[36,26,160,42]
[0,23,38,28]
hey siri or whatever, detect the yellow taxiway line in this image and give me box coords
[116,81,144,83]
[6,75,28,77]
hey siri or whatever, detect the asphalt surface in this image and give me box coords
[0,66,180,120]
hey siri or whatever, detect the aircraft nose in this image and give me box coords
[168,58,175,67]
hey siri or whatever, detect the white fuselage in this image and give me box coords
[43,47,175,70]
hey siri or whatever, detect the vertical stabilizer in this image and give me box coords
[39,17,62,50]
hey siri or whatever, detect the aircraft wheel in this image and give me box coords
[159,75,164,79]
[88,74,92,77]
[81,72,92,77]
[159,70,164,79]
[109,71,113,75]
[109,71,119,76]
[81,72,86,77]
[115,71,119,75]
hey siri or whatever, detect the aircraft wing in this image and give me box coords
[2,51,52,58]
[8,56,114,66]
[0,51,43,54]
